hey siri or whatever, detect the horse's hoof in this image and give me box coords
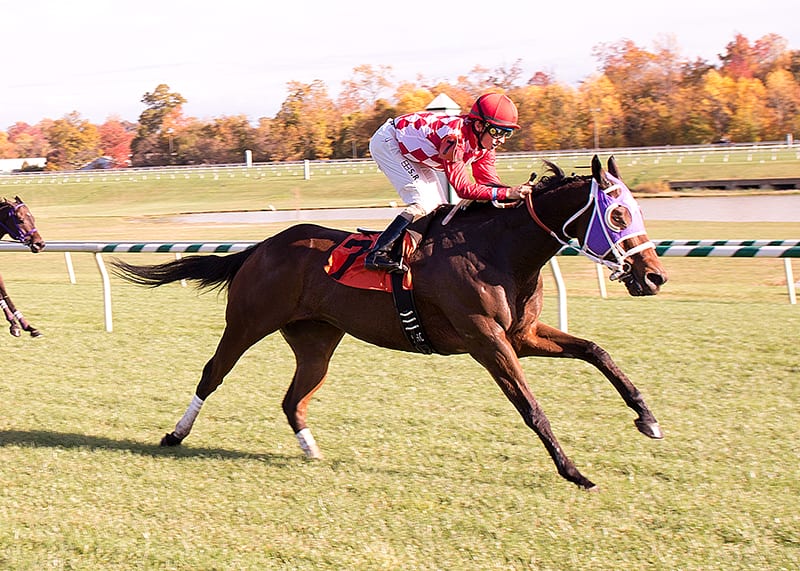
[160,432,183,447]
[576,476,596,490]
[29,329,42,338]
[10,326,20,337]
[635,419,663,439]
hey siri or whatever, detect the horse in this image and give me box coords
[112,156,668,489]
[0,196,45,337]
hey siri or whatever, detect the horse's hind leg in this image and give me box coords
[280,320,345,459]
[517,323,662,439]
[161,324,267,446]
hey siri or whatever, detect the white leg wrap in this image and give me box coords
[173,395,204,439]
[296,428,322,459]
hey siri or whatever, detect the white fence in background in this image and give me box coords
[0,240,796,334]
[0,141,798,186]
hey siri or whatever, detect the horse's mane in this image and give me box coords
[531,160,587,195]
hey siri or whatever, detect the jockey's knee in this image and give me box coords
[403,203,428,221]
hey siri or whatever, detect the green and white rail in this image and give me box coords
[0,240,796,333]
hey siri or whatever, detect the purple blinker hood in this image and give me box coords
[574,173,654,272]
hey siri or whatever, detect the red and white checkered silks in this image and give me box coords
[369,113,511,213]
[393,112,487,169]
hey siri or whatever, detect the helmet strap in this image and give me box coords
[470,120,489,150]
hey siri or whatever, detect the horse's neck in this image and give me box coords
[434,203,564,276]
[534,180,592,244]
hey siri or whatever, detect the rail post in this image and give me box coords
[549,258,568,332]
[94,252,113,332]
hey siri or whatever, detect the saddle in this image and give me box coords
[324,223,434,354]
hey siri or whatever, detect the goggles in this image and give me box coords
[485,124,513,139]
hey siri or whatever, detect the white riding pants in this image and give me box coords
[369,119,450,219]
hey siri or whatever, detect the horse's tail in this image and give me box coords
[110,245,259,292]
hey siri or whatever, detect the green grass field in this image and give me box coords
[0,164,798,569]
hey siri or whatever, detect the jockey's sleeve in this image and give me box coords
[471,151,504,187]
[443,150,510,201]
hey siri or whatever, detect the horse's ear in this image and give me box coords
[14,195,22,203]
[591,155,603,182]
[607,156,620,179]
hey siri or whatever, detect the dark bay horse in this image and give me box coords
[0,196,45,337]
[113,156,667,489]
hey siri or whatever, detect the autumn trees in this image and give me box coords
[2,116,134,170]
[1,33,798,170]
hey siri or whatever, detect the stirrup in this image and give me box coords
[365,251,408,274]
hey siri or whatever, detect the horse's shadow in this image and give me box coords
[0,429,293,464]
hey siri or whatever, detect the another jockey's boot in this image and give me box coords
[364,214,412,273]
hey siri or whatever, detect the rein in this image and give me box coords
[525,192,561,240]
[0,201,38,243]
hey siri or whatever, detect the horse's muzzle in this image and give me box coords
[623,267,667,296]
[28,237,46,253]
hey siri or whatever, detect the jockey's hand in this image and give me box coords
[506,185,532,200]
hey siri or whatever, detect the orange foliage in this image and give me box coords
[3,33,798,168]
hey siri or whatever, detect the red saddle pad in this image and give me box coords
[325,232,416,291]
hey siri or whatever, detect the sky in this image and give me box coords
[2,0,799,129]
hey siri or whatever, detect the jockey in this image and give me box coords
[365,92,531,273]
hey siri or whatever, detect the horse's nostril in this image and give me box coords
[647,272,666,287]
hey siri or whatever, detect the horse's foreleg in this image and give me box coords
[281,321,345,459]
[516,323,662,439]
[0,279,16,336]
[13,309,41,337]
[0,297,20,337]
[0,295,41,338]
[471,339,596,489]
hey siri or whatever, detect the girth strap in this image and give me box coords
[390,272,435,355]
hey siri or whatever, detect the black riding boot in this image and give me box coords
[364,214,412,273]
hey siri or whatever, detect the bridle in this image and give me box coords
[0,200,39,245]
[525,174,654,280]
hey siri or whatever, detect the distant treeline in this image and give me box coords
[1,33,798,171]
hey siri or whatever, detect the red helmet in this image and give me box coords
[468,93,520,129]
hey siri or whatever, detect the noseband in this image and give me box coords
[525,174,654,279]
[0,200,39,244]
